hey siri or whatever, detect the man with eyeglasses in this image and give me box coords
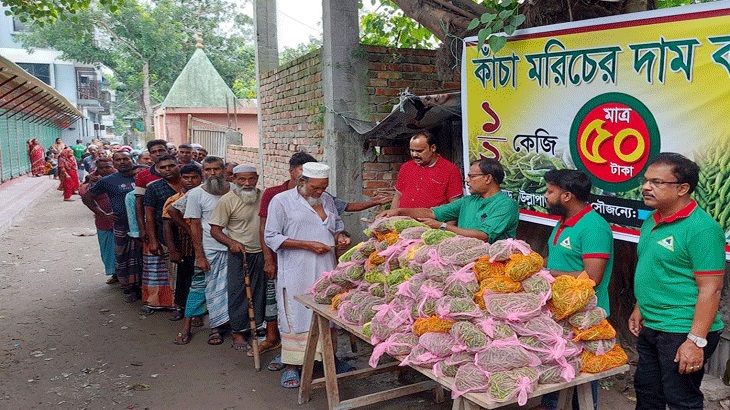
[538,169,613,410]
[378,157,518,243]
[629,153,725,410]
[391,131,463,209]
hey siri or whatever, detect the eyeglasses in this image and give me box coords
[466,173,487,179]
[638,177,684,188]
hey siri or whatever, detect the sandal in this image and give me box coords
[168,309,184,321]
[267,354,285,371]
[191,317,204,327]
[105,275,119,285]
[248,339,281,357]
[280,368,300,389]
[207,331,224,345]
[173,332,192,345]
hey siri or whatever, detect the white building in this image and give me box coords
[0,8,115,145]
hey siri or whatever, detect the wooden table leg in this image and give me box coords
[575,382,594,409]
[557,386,574,410]
[451,397,482,410]
[433,384,445,403]
[319,314,340,410]
[297,313,321,405]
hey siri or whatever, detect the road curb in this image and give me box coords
[0,175,59,235]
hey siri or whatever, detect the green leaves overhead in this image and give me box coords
[472,1,525,54]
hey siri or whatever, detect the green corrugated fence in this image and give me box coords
[0,108,61,183]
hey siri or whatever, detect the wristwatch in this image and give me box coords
[687,333,708,348]
[439,222,447,230]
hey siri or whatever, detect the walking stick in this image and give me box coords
[241,252,261,371]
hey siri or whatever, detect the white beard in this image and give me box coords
[204,176,228,196]
[232,185,258,204]
[298,185,322,207]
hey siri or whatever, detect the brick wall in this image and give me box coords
[257,50,325,187]
[361,45,461,197]
[232,45,461,194]
[226,145,259,167]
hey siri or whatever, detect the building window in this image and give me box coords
[17,63,51,85]
[12,17,27,32]
[76,67,99,100]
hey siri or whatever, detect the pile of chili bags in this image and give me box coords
[310,217,627,405]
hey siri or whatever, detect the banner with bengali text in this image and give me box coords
[461,3,730,256]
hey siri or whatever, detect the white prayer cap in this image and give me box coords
[233,164,257,174]
[190,143,203,149]
[302,162,330,179]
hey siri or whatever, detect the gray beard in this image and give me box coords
[298,185,322,207]
[204,176,229,196]
[232,185,258,204]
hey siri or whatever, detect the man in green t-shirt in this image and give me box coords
[539,169,613,410]
[71,139,86,182]
[630,153,725,409]
[378,158,519,243]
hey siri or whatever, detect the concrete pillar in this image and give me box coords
[321,0,369,236]
[253,0,278,185]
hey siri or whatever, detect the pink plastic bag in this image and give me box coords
[583,338,616,355]
[452,363,490,398]
[521,268,554,299]
[422,249,457,282]
[568,307,607,330]
[483,292,545,322]
[369,303,412,344]
[436,296,483,321]
[487,367,539,405]
[399,344,441,368]
[418,332,457,357]
[475,337,541,373]
[368,332,419,368]
[488,238,532,262]
[437,237,491,266]
[443,262,479,298]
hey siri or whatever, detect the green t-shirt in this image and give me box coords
[634,200,725,333]
[432,191,519,243]
[547,206,614,317]
[71,144,85,161]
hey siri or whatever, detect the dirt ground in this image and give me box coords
[0,186,640,409]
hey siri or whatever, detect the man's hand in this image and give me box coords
[229,241,246,254]
[335,232,352,250]
[308,241,332,254]
[148,241,163,256]
[195,256,210,271]
[417,217,441,229]
[628,305,644,337]
[675,340,705,374]
[169,249,182,263]
[263,257,277,279]
[376,209,399,219]
[371,193,393,206]
[100,212,118,224]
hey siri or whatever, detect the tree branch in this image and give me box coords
[93,18,145,62]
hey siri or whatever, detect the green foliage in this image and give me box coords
[2,0,122,26]
[280,35,322,65]
[359,0,438,49]
[17,0,256,126]
[469,0,524,54]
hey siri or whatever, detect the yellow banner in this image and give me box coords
[462,3,730,249]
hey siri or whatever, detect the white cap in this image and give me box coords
[302,162,330,179]
[190,143,203,149]
[233,164,257,174]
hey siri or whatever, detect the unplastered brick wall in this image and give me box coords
[257,49,324,188]
[226,145,259,168]
[361,45,460,197]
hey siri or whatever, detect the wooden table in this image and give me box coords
[295,294,629,410]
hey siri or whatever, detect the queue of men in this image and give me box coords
[79,131,724,407]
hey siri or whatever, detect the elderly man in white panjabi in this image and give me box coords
[264,162,351,388]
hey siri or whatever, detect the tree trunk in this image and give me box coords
[141,61,153,140]
[390,0,492,42]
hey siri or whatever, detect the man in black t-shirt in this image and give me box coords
[83,152,142,301]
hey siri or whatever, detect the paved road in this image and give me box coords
[0,179,640,409]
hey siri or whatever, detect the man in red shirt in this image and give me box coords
[392,131,463,209]
[134,140,169,242]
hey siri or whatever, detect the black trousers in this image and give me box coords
[227,251,265,333]
[634,327,721,410]
[173,257,195,309]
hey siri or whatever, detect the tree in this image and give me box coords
[280,35,322,66]
[17,0,255,135]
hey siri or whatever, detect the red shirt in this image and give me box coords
[394,156,464,208]
[133,167,162,195]
[259,180,290,218]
